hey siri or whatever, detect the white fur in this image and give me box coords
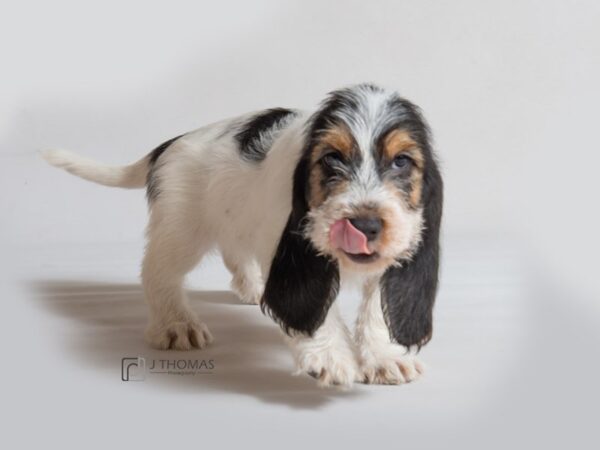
[306,182,423,272]
[41,149,148,188]
[355,279,424,384]
[306,86,424,272]
[287,303,358,389]
[137,115,309,352]
[43,92,426,388]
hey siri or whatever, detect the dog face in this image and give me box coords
[303,90,427,274]
[262,84,442,344]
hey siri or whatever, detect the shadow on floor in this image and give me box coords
[28,279,363,409]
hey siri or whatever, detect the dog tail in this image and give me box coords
[41,149,149,189]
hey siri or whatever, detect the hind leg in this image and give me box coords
[222,253,263,305]
[142,210,214,350]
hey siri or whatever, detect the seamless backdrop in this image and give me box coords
[1,1,599,449]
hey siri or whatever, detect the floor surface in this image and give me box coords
[3,235,598,449]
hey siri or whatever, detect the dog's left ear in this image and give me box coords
[381,151,443,349]
[260,157,340,336]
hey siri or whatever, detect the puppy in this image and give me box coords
[43,83,443,388]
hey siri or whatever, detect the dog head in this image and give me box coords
[262,84,442,343]
[302,85,431,273]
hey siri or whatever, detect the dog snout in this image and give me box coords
[349,216,383,242]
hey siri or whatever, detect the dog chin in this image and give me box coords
[331,249,394,274]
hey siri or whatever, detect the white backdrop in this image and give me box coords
[1,1,599,448]
[3,0,599,298]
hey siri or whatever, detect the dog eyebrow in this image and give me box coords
[310,124,362,166]
[320,126,354,153]
[381,129,422,165]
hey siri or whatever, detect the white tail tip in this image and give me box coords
[41,149,80,168]
[40,148,148,189]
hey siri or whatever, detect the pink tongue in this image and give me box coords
[330,219,372,255]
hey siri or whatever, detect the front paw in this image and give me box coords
[359,351,424,385]
[294,346,358,389]
[230,273,263,305]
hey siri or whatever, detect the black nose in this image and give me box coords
[349,217,383,241]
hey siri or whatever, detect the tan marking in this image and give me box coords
[307,124,355,208]
[377,201,397,255]
[382,129,424,208]
[310,124,355,164]
[383,129,424,169]
[308,166,350,208]
[383,129,416,156]
[308,166,326,208]
[382,173,422,209]
[409,170,423,207]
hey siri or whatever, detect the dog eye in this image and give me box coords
[392,155,413,171]
[321,151,344,167]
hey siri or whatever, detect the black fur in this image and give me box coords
[315,85,444,348]
[235,108,297,162]
[380,119,443,349]
[146,135,183,202]
[261,152,340,336]
[262,84,443,344]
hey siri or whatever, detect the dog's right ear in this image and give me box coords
[380,138,443,350]
[260,157,340,336]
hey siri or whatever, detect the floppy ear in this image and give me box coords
[260,157,340,336]
[380,156,443,349]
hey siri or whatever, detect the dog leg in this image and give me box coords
[222,254,263,305]
[142,210,214,351]
[286,303,358,388]
[355,278,424,384]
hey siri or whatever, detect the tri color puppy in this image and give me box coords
[43,83,443,388]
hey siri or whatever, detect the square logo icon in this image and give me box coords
[121,357,146,381]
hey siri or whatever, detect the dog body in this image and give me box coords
[44,84,443,387]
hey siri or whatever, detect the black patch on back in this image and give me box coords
[146,134,183,202]
[148,135,182,165]
[235,108,297,162]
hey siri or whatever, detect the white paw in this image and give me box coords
[230,274,263,305]
[358,346,425,385]
[145,317,213,350]
[293,344,358,389]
